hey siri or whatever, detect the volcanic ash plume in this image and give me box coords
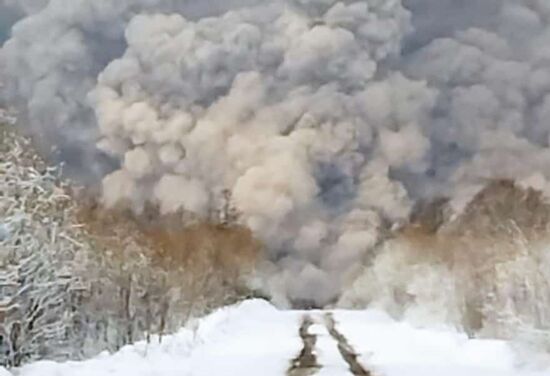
[91,0,435,306]
[4,0,550,307]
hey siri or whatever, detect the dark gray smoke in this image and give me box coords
[0,0,269,180]
[2,0,550,306]
[402,0,501,53]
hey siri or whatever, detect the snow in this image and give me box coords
[309,319,349,375]
[334,309,548,376]
[187,300,302,376]
[11,329,195,376]
[2,300,302,376]
[2,300,550,376]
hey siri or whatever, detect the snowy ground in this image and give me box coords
[2,300,549,376]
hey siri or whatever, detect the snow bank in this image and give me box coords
[334,309,549,376]
[188,299,302,376]
[1,299,301,376]
[8,329,196,376]
[3,301,550,375]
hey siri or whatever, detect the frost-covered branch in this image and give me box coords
[0,123,90,367]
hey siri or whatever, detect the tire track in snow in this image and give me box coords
[324,313,372,376]
[309,315,352,376]
[288,315,320,376]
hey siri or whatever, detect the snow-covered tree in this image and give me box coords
[341,180,550,348]
[0,123,90,366]
[0,246,73,367]
[0,120,260,366]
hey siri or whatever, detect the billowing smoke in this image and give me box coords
[3,0,550,307]
[0,0,269,180]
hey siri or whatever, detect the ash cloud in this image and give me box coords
[2,0,550,306]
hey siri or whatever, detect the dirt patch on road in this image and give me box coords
[288,315,320,376]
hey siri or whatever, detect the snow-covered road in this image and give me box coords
[2,300,550,376]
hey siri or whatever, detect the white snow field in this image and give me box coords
[2,300,549,376]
